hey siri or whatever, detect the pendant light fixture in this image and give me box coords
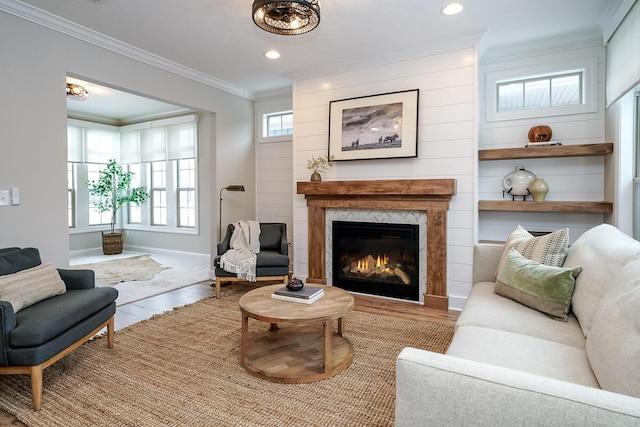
[66,83,90,101]
[252,0,321,36]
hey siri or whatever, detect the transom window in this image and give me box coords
[263,111,293,137]
[485,57,597,122]
[497,71,583,113]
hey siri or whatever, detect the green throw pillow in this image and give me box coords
[495,225,569,279]
[495,249,582,321]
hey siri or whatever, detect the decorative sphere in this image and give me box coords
[286,278,304,291]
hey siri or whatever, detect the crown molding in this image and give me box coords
[286,29,485,82]
[0,0,254,100]
[481,31,603,65]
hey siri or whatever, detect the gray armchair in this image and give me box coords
[213,222,289,298]
[0,247,118,410]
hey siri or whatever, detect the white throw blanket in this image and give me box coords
[219,220,261,282]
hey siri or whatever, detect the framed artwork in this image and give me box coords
[328,89,419,161]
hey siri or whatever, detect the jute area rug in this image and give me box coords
[71,254,170,287]
[0,290,454,427]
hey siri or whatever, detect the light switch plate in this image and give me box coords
[0,190,9,206]
[11,187,19,205]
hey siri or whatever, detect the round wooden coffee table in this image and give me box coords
[238,284,354,383]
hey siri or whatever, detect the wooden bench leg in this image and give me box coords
[30,365,43,411]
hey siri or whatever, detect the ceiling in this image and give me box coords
[13,0,626,122]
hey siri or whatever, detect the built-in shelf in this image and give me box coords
[478,200,613,213]
[478,142,613,161]
[479,142,613,214]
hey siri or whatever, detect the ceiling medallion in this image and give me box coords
[66,83,90,101]
[252,0,320,36]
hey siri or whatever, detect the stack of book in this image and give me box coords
[271,285,324,304]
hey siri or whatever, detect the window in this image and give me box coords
[87,163,111,226]
[485,57,597,122]
[497,72,582,113]
[177,158,196,228]
[263,111,293,137]
[128,163,143,224]
[68,115,198,234]
[68,163,75,228]
[151,161,167,226]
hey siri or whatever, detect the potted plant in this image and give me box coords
[306,154,335,181]
[87,159,149,255]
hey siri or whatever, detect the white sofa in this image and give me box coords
[395,224,640,426]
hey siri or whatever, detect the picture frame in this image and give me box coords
[328,89,419,161]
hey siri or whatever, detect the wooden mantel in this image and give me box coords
[296,179,456,311]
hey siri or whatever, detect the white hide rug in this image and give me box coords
[70,250,210,306]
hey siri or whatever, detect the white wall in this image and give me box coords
[478,38,607,244]
[0,12,255,266]
[292,47,479,311]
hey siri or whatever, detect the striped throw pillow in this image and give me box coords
[0,262,67,312]
[495,225,569,279]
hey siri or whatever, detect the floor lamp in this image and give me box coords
[219,185,245,241]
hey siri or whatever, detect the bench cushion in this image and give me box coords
[10,287,118,347]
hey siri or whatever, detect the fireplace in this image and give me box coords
[297,179,456,310]
[332,221,419,301]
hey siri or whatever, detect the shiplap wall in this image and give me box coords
[255,96,294,252]
[292,47,478,310]
[479,41,607,244]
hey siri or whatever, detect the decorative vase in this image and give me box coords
[502,166,536,200]
[529,178,549,201]
[286,278,304,291]
[310,171,322,181]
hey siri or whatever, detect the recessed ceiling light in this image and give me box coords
[441,2,463,15]
[265,50,280,59]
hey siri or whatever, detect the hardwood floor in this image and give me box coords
[0,282,459,425]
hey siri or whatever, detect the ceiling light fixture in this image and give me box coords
[441,2,463,15]
[265,50,281,59]
[66,83,90,101]
[252,0,320,36]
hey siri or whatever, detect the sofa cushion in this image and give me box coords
[259,223,283,252]
[496,225,569,279]
[0,247,41,276]
[457,282,586,348]
[563,224,640,337]
[495,249,581,321]
[10,287,118,347]
[0,262,67,313]
[586,278,640,398]
[446,326,600,388]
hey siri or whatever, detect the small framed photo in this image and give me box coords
[328,89,419,161]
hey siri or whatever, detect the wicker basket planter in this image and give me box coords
[102,231,123,255]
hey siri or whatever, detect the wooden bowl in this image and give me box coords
[528,125,553,142]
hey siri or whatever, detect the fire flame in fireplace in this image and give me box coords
[356,254,389,272]
[346,253,410,285]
